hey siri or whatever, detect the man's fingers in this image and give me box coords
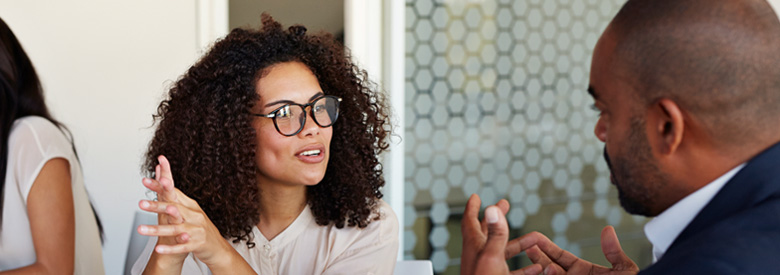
[601,226,638,271]
[510,231,582,270]
[482,206,510,257]
[461,194,485,275]
[463,194,483,235]
[483,199,510,235]
[505,232,546,260]
[542,263,566,275]
[496,199,510,215]
[510,264,543,275]
[526,245,553,267]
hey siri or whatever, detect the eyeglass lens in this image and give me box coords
[274,96,339,136]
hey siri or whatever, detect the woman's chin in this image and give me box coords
[298,173,326,186]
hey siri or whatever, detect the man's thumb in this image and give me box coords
[483,206,509,255]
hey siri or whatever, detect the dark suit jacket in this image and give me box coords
[640,142,780,274]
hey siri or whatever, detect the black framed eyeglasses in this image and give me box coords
[253,95,342,136]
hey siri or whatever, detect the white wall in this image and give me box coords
[0,1,211,274]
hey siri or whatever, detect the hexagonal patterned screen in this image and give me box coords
[403,0,653,273]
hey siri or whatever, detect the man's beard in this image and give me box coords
[603,117,668,217]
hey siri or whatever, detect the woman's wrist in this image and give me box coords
[203,240,254,274]
[143,250,186,275]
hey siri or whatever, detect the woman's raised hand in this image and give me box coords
[138,155,243,271]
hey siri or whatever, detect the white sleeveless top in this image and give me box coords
[0,116,104,274]
[132,200,399,275]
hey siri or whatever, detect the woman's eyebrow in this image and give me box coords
[263,91,324,107]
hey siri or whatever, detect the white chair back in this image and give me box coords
[124,211,157,275]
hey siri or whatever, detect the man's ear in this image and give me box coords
[651,98,685,155]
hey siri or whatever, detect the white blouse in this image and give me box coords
[0,116,105,274]
[132,200,399,275]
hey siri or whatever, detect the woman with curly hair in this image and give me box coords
[131,15,398,274]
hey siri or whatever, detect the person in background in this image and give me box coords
[461,0,780,274]
[131,14,398,274]
[0,17,104,274]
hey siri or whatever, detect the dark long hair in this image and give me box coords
[145,14,390,246]
[0,17,102,239]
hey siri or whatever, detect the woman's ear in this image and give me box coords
[651,98,685,155]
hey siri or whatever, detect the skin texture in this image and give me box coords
[0,158,75,275]
[460,0,780,274]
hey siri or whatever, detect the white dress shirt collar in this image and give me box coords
[643,163,745,262]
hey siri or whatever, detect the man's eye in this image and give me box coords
[590,104,602,116]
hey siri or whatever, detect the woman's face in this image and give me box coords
[252,61,333,186]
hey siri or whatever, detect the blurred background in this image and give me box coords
[1,0,777,274]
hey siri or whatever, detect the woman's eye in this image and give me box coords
[277,106,294,118]
[313,105,326,113]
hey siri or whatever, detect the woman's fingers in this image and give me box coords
[147,155,177,202]
[170,188,201,210]
[157,155,175,187]
[142,176,177,202]
[155,242,197,254]
[155,162,161,182]
[142,177,164,194]
[176,233,191,244]
[165,204,185,224]
[139,200,186,224]
[138,224,200,237]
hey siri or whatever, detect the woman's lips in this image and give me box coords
[295,145,326,163]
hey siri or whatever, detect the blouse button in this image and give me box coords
[263,244,271,251]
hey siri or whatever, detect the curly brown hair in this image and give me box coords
[144,14,391,247]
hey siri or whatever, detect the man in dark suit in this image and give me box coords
[460,0,780,274]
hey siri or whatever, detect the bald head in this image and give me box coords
[607,0,780,147]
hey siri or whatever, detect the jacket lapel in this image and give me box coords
[669,141,780,251]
